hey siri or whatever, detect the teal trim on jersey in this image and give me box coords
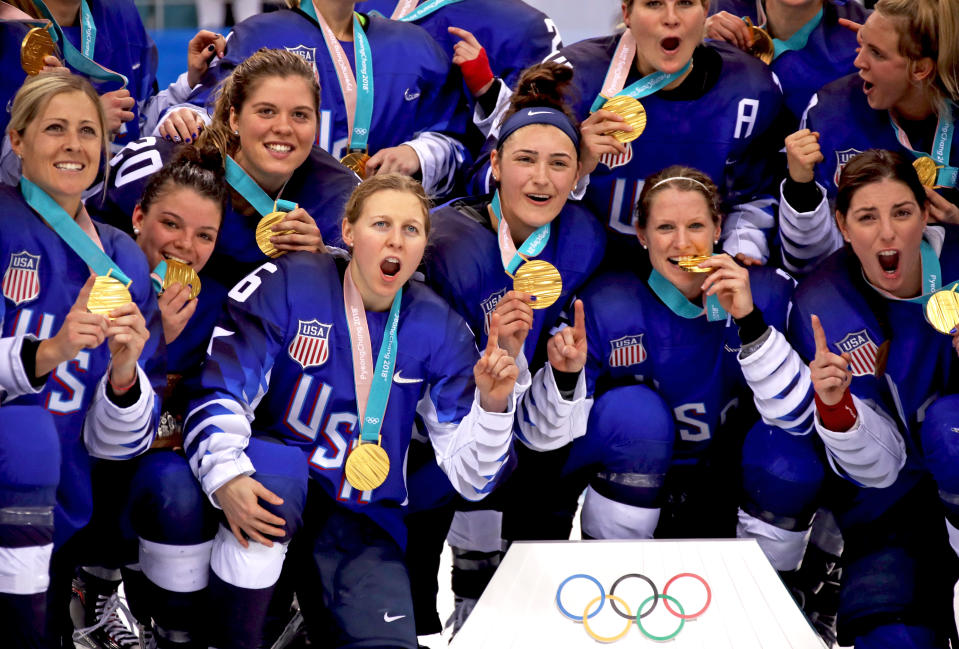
[20,178,131,286]
[34,0,127,86]
[224,156,297,216]
[360,287,403,442]
[648,267,726,322]
[590,60,692,113]
[771,8,822,60]
[490,190,551,275]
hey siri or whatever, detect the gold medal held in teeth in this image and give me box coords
[88,275,132,316]
[913,156,939,188]
[341,151,371,177]
[20,27,55,76]
[601,95,647,143]
[255,212,294,258]
[925,286,959,335]
[512,259,563,310]
[163,260,201,300]
[344,442,390,491]
[674,255,714,273]
[744,18,774,65]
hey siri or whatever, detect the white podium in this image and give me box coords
[450,538,827,649]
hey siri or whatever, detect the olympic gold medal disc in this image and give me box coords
[674,255,714,273]
[744,18,774,65]
[344,443,390,491]
[340,151,371,177]
[601,95,647,143]
[925,288,959,334]
[513,259,563,310]
[88,275,132,316]
[163,260,201,300]
[20,27,55,76]
[255,212,294,258]
[913,156,939,188]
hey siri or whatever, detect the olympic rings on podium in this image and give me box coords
[555,571,711,642]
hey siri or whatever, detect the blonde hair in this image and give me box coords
[875,0,959,115]
[636,165,722,229]
[342,173,431,237]
[7,73,110,174]
[195,48,320,159]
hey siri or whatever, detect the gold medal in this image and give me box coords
[925,287,959,335]
[163,260,201,300]
[255,212,294,258]
[744,18,774,65]
[601,95,647,143]
[673,255,714,273]
[88,275,132,316]
[513,259,563,310]
[340,151,371,177]
[20,27,55,76]
[344,442,390,491]
[913,156,939,188]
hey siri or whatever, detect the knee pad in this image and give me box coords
[569,385,673,509]
[244,438,309,542]
[919,395,959,523]
[0,406,58,595]
[130,451,216,545]
[580,485,660,539]
[741,423,824,531]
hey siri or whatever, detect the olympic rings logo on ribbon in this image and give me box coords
[555,572,711,643]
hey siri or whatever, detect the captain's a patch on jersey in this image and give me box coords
[3,250,41,305]
[289,319,332,369]
[834,329,879,377]
[609,333,647,367]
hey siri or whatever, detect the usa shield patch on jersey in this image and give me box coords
[481,288,507,335]
[834,329,879,377]
[289,319,332,369]
[600,142,633,170]
[609,333,647,367]
[2,251,41,305]
[834,148,864,186]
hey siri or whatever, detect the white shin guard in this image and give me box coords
[736,508,809,571]
[139,538,214,593]
[209,525,288,590]
[580,486,660,539]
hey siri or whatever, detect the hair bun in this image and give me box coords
[510,62,576,113]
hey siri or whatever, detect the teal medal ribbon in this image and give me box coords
[224,156,296,216]
[33,0,127,86]
[892,240,957,305]
[590,59,692,113]
[149,260,167,295]
[20,177,131,285]
[396,0,466,21]
[890,104,958,188]
[648,267,726,322]
[490,190,551,275]
[359,289,402,442]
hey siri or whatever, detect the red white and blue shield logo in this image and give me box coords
[601,141,633,170]
[288,319,331,369]
[834,148,864,186]
[609,333,647,368]
[834,329,879,377]
[481,288,507,335]
[2,251,41,305]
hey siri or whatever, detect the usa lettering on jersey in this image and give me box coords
[481,288,507,335]
[286,45,319,77]
[608,333,647,367]
[835,329,879,377]
[833,148,864,186]
[2,251,41,305]
[288,319,332,369]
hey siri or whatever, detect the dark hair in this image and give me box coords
[835,149,927,220]
[342,173,431,237]
[138,145,227,223]
[496,62,580,153]
[635,165,722,229]
[196,48,320,159]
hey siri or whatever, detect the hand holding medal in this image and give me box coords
[491,290,534,359]
[35,275,108,376]
[474,313,519,413]
[547,299,587,374]
[257,208,325,256]
[698,254,755,319]
[743,17,774,64]
[20,26,57,75]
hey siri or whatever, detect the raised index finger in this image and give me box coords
[486,312,500,354]
[448,26,480,48]
[573,299,585,338]
[811,314,829,355]
[72,274,97,312]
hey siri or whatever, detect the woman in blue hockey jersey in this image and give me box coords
[0,72,162,648]
[182,173,521,649]
[780,0,959,272]
[747,148,959,649]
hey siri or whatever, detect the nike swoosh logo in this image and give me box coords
[384,612,406,623]
[393,371,422,384]
[526,110,551,116]
[404,88,420,101]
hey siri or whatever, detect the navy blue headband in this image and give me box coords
[498,107,580,150]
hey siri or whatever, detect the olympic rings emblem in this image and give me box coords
[555,572,711,642]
